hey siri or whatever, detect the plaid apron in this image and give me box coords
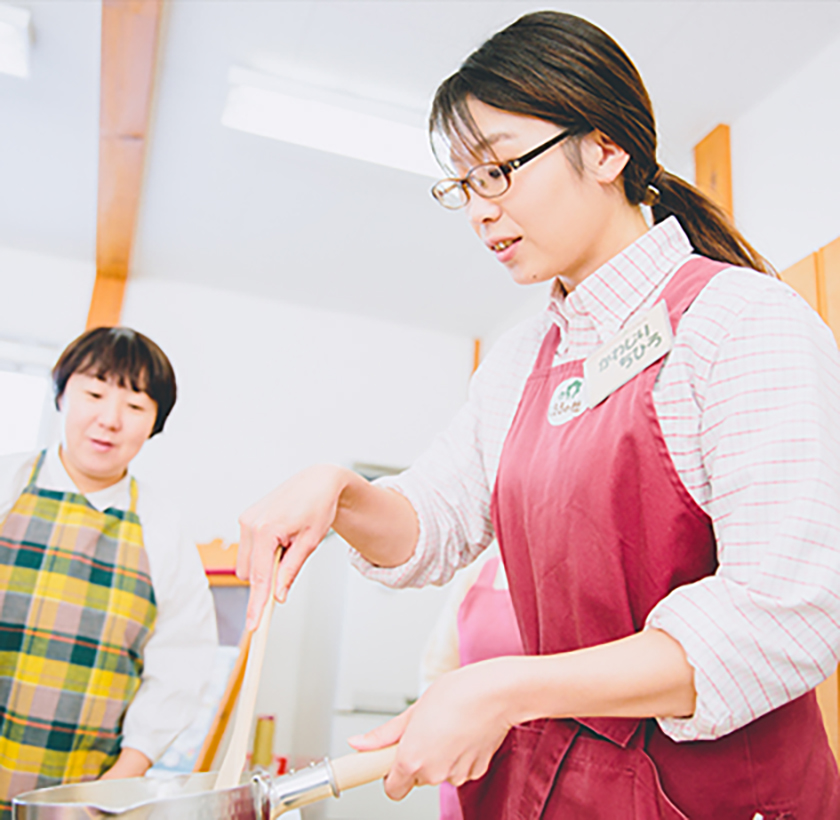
[0,452,157,817]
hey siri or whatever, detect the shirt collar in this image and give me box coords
[41,444,131,513]
[548,216,694,343]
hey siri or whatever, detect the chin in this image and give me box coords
[510,269,554,287]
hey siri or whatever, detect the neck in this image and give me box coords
[556,205,650,294]
[58,446,127,495]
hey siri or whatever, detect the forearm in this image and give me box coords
[332,468,419,568]
[501,628,696,725]
[99,747,152,780]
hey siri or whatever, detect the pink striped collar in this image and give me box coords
[548,216,694,343]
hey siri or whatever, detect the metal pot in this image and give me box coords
[13,747,397,820]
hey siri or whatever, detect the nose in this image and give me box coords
[97,393,123,431]
[465,193,502,232]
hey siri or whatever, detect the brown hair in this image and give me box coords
[52,327,177,437]
[430,11,770,274]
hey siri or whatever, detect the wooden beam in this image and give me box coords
[693,124,733,219]
[86,0,163,330]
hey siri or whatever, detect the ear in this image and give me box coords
[580,130,630,185]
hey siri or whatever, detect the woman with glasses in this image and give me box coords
[238,11,840,818]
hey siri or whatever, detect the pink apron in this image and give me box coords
[441,557,524,820]
[459,258,839,819]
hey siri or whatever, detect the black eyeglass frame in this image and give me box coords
[431,129,573,209]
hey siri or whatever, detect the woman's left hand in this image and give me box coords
[348,657,522,800]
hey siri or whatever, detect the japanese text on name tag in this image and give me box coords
[597,323,663,374]
[584,300,673,408]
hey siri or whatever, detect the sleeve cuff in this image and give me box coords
[347,475,440,588]
[646,585,750,741]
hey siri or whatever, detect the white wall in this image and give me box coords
[0,245,93,345]
[731,32,840,270]
[121,277,473,541]
[0,248,474,798]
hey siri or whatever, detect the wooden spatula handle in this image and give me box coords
[329,745,398,793]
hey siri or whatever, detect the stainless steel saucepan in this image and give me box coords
[13,746,397,820]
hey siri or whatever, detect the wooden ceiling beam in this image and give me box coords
[86,0,163,330]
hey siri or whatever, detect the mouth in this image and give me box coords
[489,238,520,253]
[89,438,115,452]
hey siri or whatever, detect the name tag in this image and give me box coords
[583,301,673,408]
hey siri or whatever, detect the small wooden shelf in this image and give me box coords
[198,539,247,587]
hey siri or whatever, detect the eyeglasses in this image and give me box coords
[430,130,572,210]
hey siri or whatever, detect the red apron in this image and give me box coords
[460,258,839,819]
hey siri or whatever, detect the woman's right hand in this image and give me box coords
[237,464,349,629]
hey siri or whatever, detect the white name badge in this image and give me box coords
[583,300,673,408]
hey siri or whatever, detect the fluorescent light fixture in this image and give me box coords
[0,3,31,79]
[222,69,439,179]
[0,338,60,370]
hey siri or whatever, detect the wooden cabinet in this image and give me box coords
[779,236,840,763]
[822,236,840,346]
[779,252,820,314]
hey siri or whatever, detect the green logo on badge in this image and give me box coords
[547,377,586,426]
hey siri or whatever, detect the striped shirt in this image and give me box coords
[352,216,840,742]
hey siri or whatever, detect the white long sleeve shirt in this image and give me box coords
[0,445,218,763]
[352,217,840,743]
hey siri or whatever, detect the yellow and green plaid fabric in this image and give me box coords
[0,452,157,818]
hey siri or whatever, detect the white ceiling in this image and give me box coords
[3,1,840,338]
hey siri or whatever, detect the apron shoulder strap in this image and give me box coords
[24,450,48,489]
[128,476,139,514]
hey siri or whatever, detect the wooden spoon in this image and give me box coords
[215,549,283,790]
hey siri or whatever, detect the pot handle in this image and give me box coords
[267,745,398,817]
[329,745,398,793]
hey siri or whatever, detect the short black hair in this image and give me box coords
[52,327,177,437]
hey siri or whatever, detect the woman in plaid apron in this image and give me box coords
[0,454,156,813]
[0,328,215,817]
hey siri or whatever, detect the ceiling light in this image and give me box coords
[0,3,31,79]
[221,68,439,179]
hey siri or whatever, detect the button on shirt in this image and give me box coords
[352,217,840,742]
[0,445,218,763]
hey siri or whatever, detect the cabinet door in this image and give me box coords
[779,252,819,313]
[780,240,839,764]
[817,236,840,763]
[816,669,839,763]
[822,236,840,346]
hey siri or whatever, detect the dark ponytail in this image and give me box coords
[430,11,771,275]
[651,171,769,273]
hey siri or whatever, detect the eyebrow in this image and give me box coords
[483,132,516,146]
[449,131,516,171]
